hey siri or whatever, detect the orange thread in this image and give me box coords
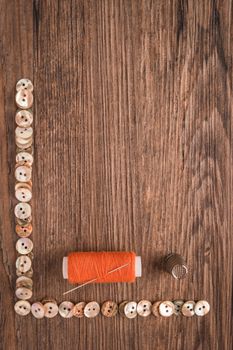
[68,251,136,284]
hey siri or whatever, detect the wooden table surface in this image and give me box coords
[0,1,232,349]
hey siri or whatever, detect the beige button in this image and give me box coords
[173,300,184,315]
[137,300,152,317]
[14,203,32,220]
[44,301,59,318]
[16,78,33,92]
[15,181,32,192]
[15,287,32,300]
[16,238,33,254]
[15,89,33,109]
[16,138,33,150]
[59,301,74,318]
[15,188,32,202]
[101,301,118,317]
[15,109,33,127]
[31,302,45,319]
[16,216,32,226]
[15,126,33,139]
[152,301,162,317]
[181,301,195,317]
[14,300,31,316]
[16,276,33,289]
[159,301,175,317]
[118,301,128,316]
[16,267,33,277]
[73,302,86,318]
[15,165,32,182]
[16,152,33,166]
[124,301,137,319]
[194,300,210,316]
[16,224,33,238]
[16,255,32,273]
[84,301,100,318]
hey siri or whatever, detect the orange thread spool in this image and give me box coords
[63,251,141,284]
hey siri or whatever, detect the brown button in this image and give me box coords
[101,301,118,317]
[152,301,162,317]
[137,300,152,317]
[16,255,32,273]
[15,109,33,127]
[124,301,137,319]
[159,301,175,317]
[14,300,31,316]
[73,302,86,318]
[194,300,210,316]
[16,224,33,238]
[118,301,128,316]
[173,300,184,315]
[31,302,45,319]
[16,216,32,226]
[15,89,33,109]
[14,203,32,220]
[16,152,33,166]
[15,126,33,139]
[15,188,32,202]
[16,238,33,254]
[16,79,33,92]
[15,287,32,300]
[44,301,59,318]
[16,276,33,289]
[15,165,32,182]
[181,301,195,317]
[84,301,100,318]
[59,301,74,318]
[16,267,33,277]
[15,181,32,192]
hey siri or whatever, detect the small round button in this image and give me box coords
[16,138,33,150]
[84,301,100,318]
[15,224,33,238]
[73,302,86,318]
[16,152,33,166]
[152,301,162,317]
[15,90,33,109]
[159,301,175,317]
[16,216,32,226]
[173,300,184,315]
[16,255,32,273]
[15,188,32,202]
[118,301,128,316]
[137,300,152,317]
[16,238,33,254]
[15,110,33,127]
[124,301,137,319]
[16,267,33,278]
[44,301,59,318]
[15,181,32,192]
[16,79,33,92]
[181,301,195,317]
[59,301,74,318]
[15,165,32,182]
[15,287,32,300]
[15,127,33,139]
[101,301,118,317]
[31,302,45,319]
[14,300,31,316]
[194,300,210,316]
[14,203,31,220]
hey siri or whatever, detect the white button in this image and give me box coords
[124,301,137,319]
[15,127,33,139]
[16,79,33,92]
[194,300,210,316]
[16,238,33,254]
[181,301,195,317]
[16,152,33,166]
[137,300,152,317]
[44,302,59,318]
[14,203,31,220]
[15,90,33,109]
[15,188,32,202]
[16,255,32,273]
[84,301,100,318]
[15,110,33,127]
[59,301,74,318]
[14,300,31,316]
[31,302,45,319]
[173,300,184,315]
[15,166,32,182]
[159,301,175,317]
[15,287,32,300]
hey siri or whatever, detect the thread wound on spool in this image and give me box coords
[68,251,136,284]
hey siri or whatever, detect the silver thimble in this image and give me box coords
[164,253,188,279]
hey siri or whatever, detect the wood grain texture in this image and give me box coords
[0,1,232,349]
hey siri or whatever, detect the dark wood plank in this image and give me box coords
[0,1,232,349]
